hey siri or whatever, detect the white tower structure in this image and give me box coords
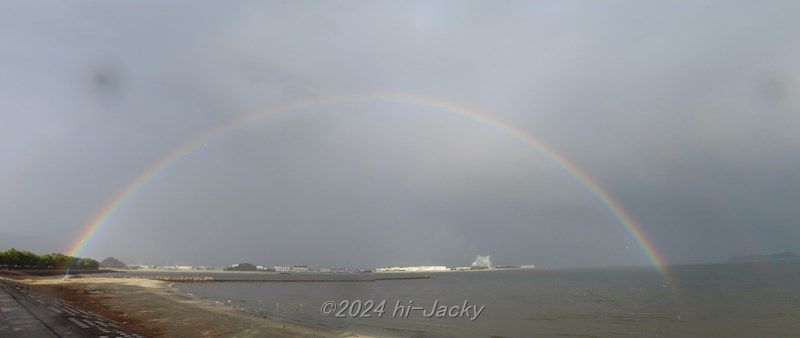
[472,255,493,269]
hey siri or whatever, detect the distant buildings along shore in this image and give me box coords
[117,255,534,273]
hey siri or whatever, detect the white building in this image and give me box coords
[375,266,448,272]
[472,255,493,269]
[291,265,309,272]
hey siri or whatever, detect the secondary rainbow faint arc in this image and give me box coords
[67,92,667,271]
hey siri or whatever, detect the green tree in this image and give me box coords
[18,250,38,268]
[75,258,99,269]
[0,248,99,270]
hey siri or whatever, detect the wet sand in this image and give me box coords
[21,277,366,338]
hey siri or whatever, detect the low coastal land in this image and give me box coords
[15,275,366,338]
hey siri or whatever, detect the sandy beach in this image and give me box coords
[20,276,365,338]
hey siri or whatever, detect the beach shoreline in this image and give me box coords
[18,276,367,338]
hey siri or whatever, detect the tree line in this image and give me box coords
[0,248,99,270]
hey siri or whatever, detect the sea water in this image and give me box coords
[163,261,800,337]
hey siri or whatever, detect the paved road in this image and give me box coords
[0,277,143,338]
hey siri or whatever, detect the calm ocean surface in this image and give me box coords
[145,261,799,337]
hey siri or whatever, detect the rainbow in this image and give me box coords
[67,92,668,274]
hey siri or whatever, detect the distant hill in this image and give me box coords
[727,252,800,262]
[226,263,257,271]
[99,257,127,268]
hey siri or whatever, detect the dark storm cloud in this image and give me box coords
[1,1,798,268]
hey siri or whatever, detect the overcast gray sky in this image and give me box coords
[2,1,799,269]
